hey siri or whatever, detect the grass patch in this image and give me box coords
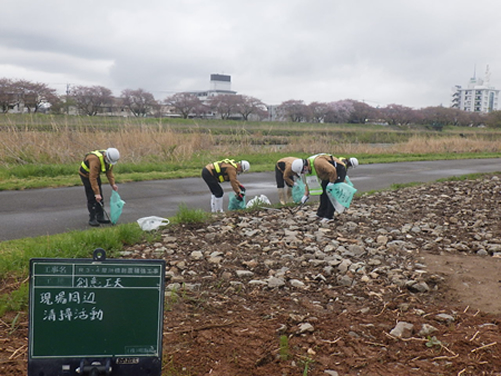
[170,203,213,225]
[0,223,146,316]
[0,223,145,279]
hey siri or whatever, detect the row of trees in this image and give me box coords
[276,99,493,128]
[0,78,268,120]
[2,77,501,127]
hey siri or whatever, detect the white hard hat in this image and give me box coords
[240,160,250,172]
[105,148,120,165]
[349,157,359,168]
[291,158,304,174]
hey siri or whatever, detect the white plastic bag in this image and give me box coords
[137,216,170,231]
[246,194,272,208]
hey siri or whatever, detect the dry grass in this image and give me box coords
[286,134,501,155]
[0,126,224,165]
[0,125,500,165]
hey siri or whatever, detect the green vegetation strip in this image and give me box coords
[1,151,500,191]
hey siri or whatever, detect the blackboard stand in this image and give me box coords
[77,359,111,375]
[28,249,165,376]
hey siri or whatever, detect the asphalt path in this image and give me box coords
[0,158,499,241]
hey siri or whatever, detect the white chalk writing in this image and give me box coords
[39,291,96,306]
[75,277,124,288]
[42,307,104,322]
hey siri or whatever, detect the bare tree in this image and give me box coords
[346,100,379,124]
[233,95,267,120]
[277,100,310,122]
[164,93,203,119]
[70,85,113,116]
[380,104,415,127]
[0,78,15,113]
[324,100,354,123]
[485,110,501,128]
[207,94,240,120]
[121,88,158,117]
[2,80,58,113]
[308,102,330,123]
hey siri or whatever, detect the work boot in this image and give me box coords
[277,188,286,205]
[210,195,216,213]
[214,197,224,213]
[96,203,111,223]
[97,214,111,224]
[89,215,100,227]
[286,187,292,203]
[88,204,100,226]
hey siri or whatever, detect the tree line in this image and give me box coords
[1,77,501,128]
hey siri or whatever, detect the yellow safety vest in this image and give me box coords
[213,159,238,182]
[305,154,329,196]
[81,150,106,173]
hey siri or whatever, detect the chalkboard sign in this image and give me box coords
[28,251,165,376]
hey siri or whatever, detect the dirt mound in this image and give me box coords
[2,176,501,375]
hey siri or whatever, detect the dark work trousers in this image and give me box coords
[80,175,105,218]
[275,164,286,188]
[202,167,224,198]
[317,179,335,219]
[316,161,347,220]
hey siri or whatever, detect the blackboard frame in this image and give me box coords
[28,255,165,376]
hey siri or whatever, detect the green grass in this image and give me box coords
[0,204,219,317]
[170,203,213,225]
[1,151,500,191]
[0,223,146,279]
[0,223,147,316]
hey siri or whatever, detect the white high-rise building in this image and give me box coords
[189,74,236,101]
[451,66,499,113]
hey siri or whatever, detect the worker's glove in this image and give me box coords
[239,185,246,192]
[301,195,309,204]
[236,193,244,201]
[326,182,335,191]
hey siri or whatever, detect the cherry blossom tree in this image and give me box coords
[121,88,158,117]
[277,100,311,122]
[164,93,203,119]
[233,95,268,120]
[70,85,113,116]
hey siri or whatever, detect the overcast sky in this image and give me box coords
[1,0,500,109]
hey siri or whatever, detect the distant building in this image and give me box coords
[189,74,237,101]
[451,65,499,113]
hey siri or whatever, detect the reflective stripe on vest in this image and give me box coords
[305,154,328,196]
[80,150,106,173]
[213,159,238,183]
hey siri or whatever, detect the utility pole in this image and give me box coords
[66,83,70,115]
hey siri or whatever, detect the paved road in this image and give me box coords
[0,159,499,241]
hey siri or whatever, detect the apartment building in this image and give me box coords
[451,66,499,113]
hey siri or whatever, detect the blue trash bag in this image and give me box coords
[291,180,306,203]
[110,190,126,224]
[326,182,357,209]
[228,192,246,210]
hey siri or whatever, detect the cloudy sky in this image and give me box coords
[1,0,500,109]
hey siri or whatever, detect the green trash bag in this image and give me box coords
[228,192,246,210]
[110,190,126,224]
[291,180,306,203]
[345,175,354,187]
[326,182,357,209]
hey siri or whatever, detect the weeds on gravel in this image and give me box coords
[279,335,291,361]
[8,312,21,335]
[299,355,314,375]
[171,203,212,225]
[164,290,179,312]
